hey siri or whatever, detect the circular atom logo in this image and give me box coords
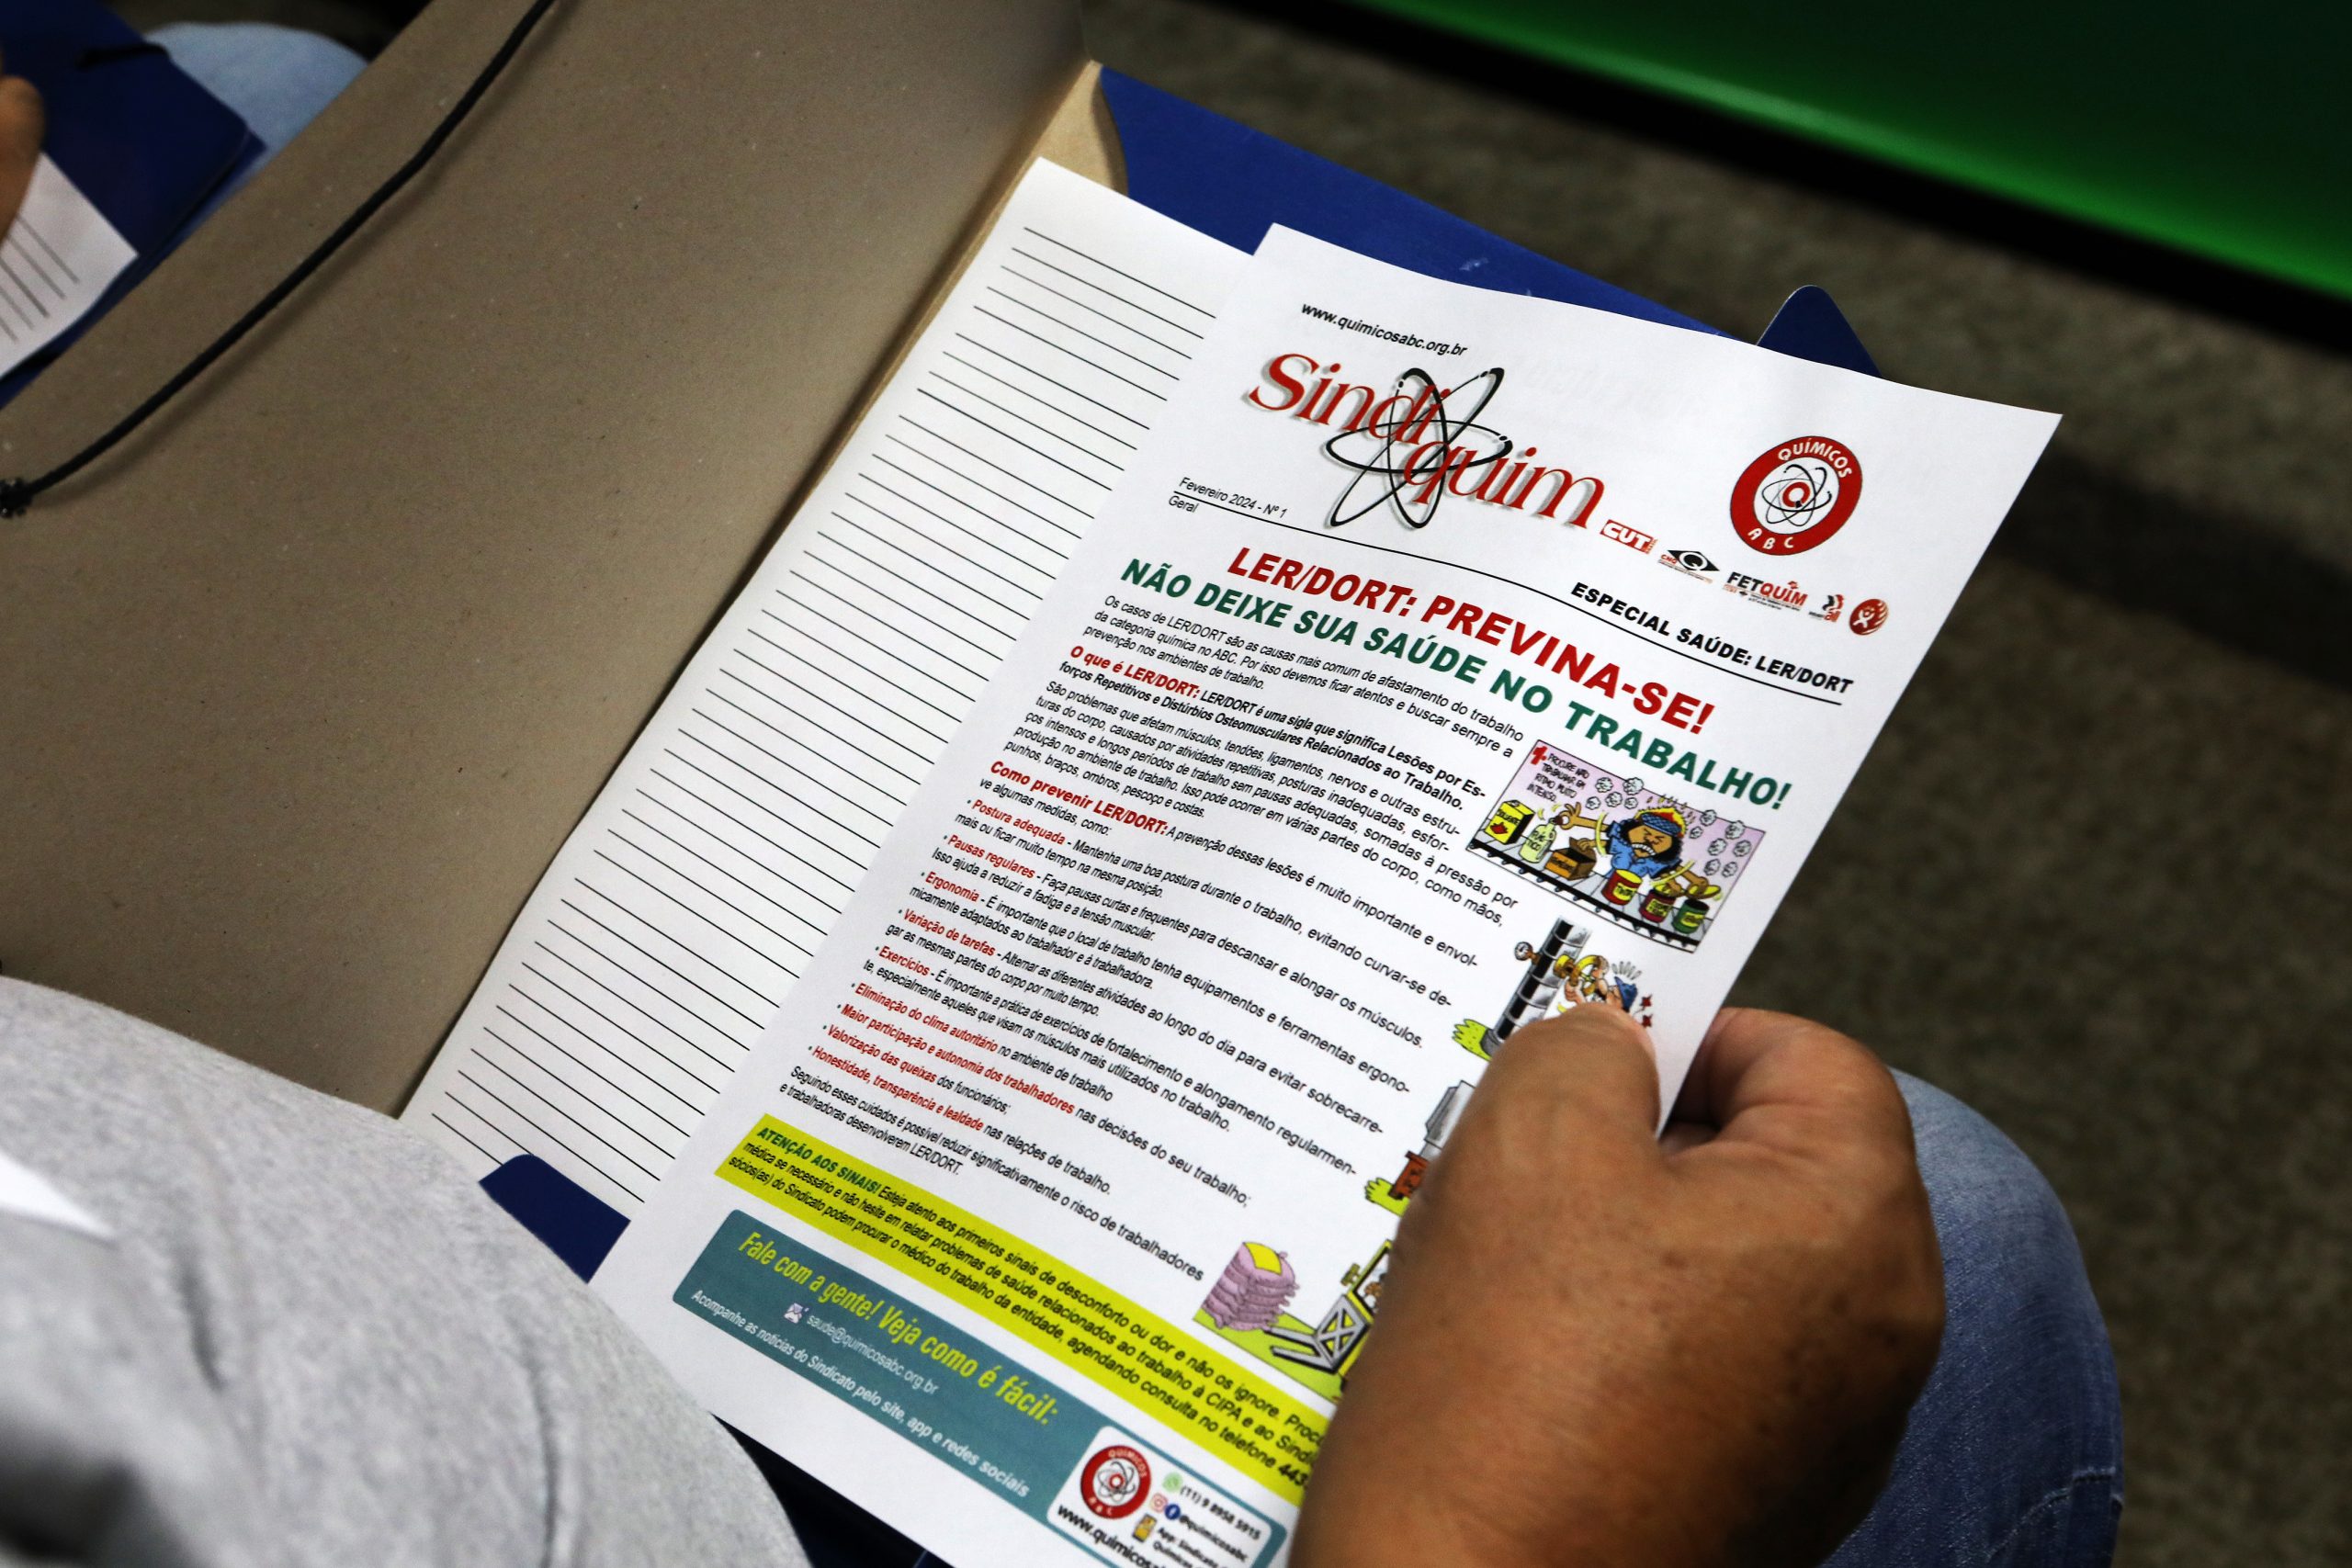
[1080,1445,1152,1519]
[1730,436,1863,556]
[1849,598,1890,636]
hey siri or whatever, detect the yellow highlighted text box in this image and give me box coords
[717,1117,1323,1503]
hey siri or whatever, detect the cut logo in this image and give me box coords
[1598,517,1656,555]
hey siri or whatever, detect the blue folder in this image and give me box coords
[1098,70,1879,375]
[0,0,259,404]
[472,67,1880,1280]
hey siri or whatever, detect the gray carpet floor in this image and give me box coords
[104,1,2352,1562]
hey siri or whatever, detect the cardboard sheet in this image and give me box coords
[0,0,1085,1110]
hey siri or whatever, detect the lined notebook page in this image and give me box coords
[0,156,135,376]
[403,163,1245,1209]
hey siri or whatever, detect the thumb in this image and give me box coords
[1479,1003,1664,1144]
[0,77,42,228]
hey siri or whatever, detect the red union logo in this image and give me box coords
[1080,1444,1152,1518]
[1729,436,1862,556]
[1598,517,1656,554]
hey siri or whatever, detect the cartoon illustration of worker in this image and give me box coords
[1569,953,1646,1019]
[1472,743,1755,949]
[1450,919,1655,1060]
[1604,804,1686,885]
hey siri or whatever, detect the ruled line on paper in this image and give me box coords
[402,166,1246,1210]
[0,157,135,371]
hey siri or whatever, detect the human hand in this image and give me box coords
[1293,1007,1943,1568]
[0,51,42,234]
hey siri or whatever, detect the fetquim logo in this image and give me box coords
[1730,436,1862,555]
[1724,571,1808,613]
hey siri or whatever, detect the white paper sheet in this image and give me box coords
[593,226,2056,1568]
[0,156,135,376]
[0,1145,111,1241]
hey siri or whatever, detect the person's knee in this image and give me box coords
[1895,1072,2109,1354]
[1843,1073,2124,1565]
[148,22,367,157]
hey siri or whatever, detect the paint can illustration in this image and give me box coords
[1670,897,1710,936]
[1638,887,1675,923]
[1544,840,1598,882]
[1602,869,1641,906]
[1483,801,1532,846]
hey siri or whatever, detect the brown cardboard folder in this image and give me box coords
[0,0,1123,1111]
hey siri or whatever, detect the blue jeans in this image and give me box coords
[755,1073,2123,1568]
[150,22,367,171]
[147,20,367,242]
[1824,1075,2124,1565]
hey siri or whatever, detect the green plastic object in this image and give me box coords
[1350,0,2352,300]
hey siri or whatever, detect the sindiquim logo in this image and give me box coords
[1729,436,1862,555]
[1321,366,1512,531]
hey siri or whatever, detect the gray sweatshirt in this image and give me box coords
[0,978,808,1567]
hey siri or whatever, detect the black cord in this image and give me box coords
[0,0,561,519]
